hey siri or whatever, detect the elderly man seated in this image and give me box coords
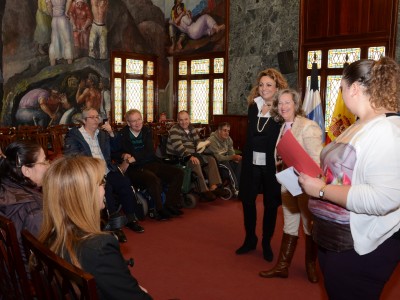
[206,122,242,196]
[64,108,144,243]
[166,110,227,201]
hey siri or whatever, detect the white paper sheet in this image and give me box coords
[275,167,303,196]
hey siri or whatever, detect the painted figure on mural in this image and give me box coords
[59,74,81,124]
[76,73,101,112]
[68,0,93,58]
[99,77,111,120]
[169,0,187,52]
[15,88,68,127]
[89,0,109,59]
[46,0,74,65]
[34,0,52,55]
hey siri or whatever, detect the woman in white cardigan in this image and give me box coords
[259,88,323,283]
[299,57,400,300]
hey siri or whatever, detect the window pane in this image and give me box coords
[213,79,224,115]
[126,79,143,112]
[178,80,187,112]
[214,58,224,74]
[179,61,187,75]
[126,59,144,74]
[325,75,342,130]
[328,48,360,68]
[147,80,154,122]
[114,57,122,73]
[368,46,385,60]
[191,79,209,123]
[114,78,122,122]
[307,50,322,69]
[191,59,210,75]
[147,61,154,76]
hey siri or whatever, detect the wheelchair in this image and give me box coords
[217,162,239,200]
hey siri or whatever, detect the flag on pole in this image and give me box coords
[303,62,325,142]
[326,89,356,143]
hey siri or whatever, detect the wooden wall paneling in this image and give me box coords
[211,115,248,151]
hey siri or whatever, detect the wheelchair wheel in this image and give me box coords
[183,193,197,208]
[220,187,233,201]
[136,192,149,219]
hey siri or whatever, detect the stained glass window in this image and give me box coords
[190,80,209,123]
[368,46,385,60]
[147,61,154,76]
[126,79,143,112]
[126,59,143,74]
[179,61,187,75]
[214,58,224,74]
[114,78,122,122]
[328,48,360,68]
[191,59,210,74]
[307,50,322,69]
[325,75,342,130]
[213,79,224,115]
[114,57,122,73]
[147,80,154,122]
[178,80,188,112]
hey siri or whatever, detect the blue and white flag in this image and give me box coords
[302,62,325,142]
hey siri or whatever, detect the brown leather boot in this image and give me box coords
[259,233,298,278]
[305,234,319,283]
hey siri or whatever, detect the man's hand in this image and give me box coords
[190,156,200,165]
[232,154,242,162]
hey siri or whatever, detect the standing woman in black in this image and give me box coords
[236,68,288,261]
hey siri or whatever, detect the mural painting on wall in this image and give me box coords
[0,0,226,127]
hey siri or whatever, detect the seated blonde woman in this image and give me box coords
[38,156,152,300]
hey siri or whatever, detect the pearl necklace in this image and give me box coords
[257,116,270,132]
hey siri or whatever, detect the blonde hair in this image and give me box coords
[270,88,305,122]
[247,68,289,105]
[39,156,106,268]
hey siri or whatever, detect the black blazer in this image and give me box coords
[77,234,153,300]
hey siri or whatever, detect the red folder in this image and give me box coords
[276,130,322,177]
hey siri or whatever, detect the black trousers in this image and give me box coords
[105,170,138,221]
[126,162,184,210]
[241,164,281,242]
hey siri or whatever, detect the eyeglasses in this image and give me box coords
[85,115,101,120]
[100,176,106,187]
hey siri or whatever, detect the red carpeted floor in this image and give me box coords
[120,197,400,300]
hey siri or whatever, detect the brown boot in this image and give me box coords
[305,234,319,283]
[259,233,298,278]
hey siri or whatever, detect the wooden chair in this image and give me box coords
[0,215,33,300]
[0,134,17,154]
[21,230,99,300]
[17,125,43,140]
[48,125,69,159]
[35,132,50,157]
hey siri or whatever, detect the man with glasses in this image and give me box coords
[115,109,184,221]
[64,108,144,243]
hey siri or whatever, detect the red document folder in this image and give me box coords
[276,130,322,177]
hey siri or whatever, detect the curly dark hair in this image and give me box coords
[342,57,400,111]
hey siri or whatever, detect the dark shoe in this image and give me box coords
[259,233,298,278]
[112,229,127,243]
[166,206,183,216]
[263,240,274,262]
[200,191,217,202]
[125,221,144,233]
[156,209,171,221]
[212,187,230,198]
[235,236,258,255]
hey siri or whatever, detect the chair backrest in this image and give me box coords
[21,230,99,300]
[0,215,32,300]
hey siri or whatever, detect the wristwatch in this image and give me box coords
[319,184,328,199]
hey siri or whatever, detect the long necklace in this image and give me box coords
[257,116,270,132]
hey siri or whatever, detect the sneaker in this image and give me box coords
[112,229,127,243]
[156,209,171,221]
[125,221,144,233]
[200,191,217,202]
